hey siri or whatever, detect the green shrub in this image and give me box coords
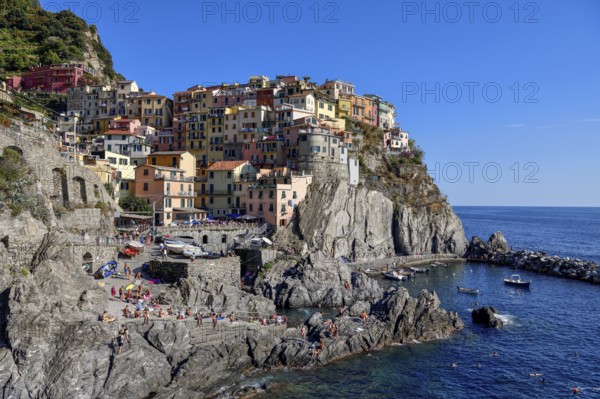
[21,268,30,277]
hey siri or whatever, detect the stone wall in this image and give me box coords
[236,248,277,274]
[0,122,119,215]
[159,228,250,253]
[148,256,241,286]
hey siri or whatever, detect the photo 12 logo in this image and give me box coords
[200,1,340,23]
[42,1,140,23]
[401,82,540,104]
[401,1,540,24]
[428,161,540,184]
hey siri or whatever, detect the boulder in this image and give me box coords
[488,232,510,253]
[472,306,504,328]
[467,236,489,256]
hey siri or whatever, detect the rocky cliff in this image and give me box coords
[280,170,467,261]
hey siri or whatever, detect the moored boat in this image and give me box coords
[127,241,144,250]
[93,260,118,279]
[383,271,408,281]
[457,286,479,294]
[504,274,531,288]
[410,267,429,273]
[165,240,187,254]
[182,246,208,258]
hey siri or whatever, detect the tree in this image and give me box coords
[120,194,152,215]
[408,139,425,164]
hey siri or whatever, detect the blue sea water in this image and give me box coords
[243,207,600,398]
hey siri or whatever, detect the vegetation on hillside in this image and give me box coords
[0,146,50,222]
[0,0,120,80]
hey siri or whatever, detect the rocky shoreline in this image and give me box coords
[467,232,600,284]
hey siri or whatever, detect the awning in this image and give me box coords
[237,214,257,220]
[226,213,240,219]
[118,213,153,219]
[172,207,208,213]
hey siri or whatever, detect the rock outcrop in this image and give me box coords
[291,179,396,260]
[281,173,467,261]
[253,256,382,307]
[472,306,504,328]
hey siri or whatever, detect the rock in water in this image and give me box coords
[472,306,504,328]
[488,232,510,253]
[467,236,490,257]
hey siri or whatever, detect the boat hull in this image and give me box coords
[504,280,530,288]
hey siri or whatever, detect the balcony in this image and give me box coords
[208,189,233,195]
[177,191,197,197]
[154,174,195,182]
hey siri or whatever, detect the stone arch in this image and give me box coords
[202,235,208,244]
[72,176,88,204]
[82,252,93,274]
[52,168,69,208]
[5,145,23,156]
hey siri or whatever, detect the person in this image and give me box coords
[159,309,167,318]
[122,305,131,318]
[185,307,192,318]
[136,299,143,312]
[135,271,142,280]
[212,314,217,328]
[122,325,131,344]
[110,286,116,301]
[159,242,164,252]
[195,311,203,326]
[101,310,115,323]
[162,248,168,260]
[361,311,368,324]
[300,325,307,340]
[115,332,124,355]
[133,309,141,318]
[143,308,149,325]
[118,286,124,301]
[338,306,344,317]
[124,263,130,279]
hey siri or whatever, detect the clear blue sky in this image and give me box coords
[42,0,600,206]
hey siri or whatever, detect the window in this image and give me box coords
[249,191,253,199]
[227,171,232,178]
[209,197,214,204]
[209,172,214,179]
[249,204,253,211]
[319,102,324,109]
[281,191,286,199]
[119,158,128,165]
[281,204,286,213]
[227,197,231,204]
[143,183,148,191]
[221,234,227,243]
[151,157,156,165]
[293,191,297,199]
[143,169,149,176]
[258,204,263,212]
[269,204,274,212]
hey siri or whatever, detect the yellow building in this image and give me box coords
[205,161,257,218]
[314,94,336,121]
[147,151,196,177]
[336,96,352,119]
[207,110,224,164]
[139,92,173,129]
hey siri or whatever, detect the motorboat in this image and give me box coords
[93,260,118,279]
[382,271,408,281]
[127,241,144,250]
[410,267,429,273]
[121,248,138,258]
[457,286,479,295]
[183,246,208,258]
[504,274,531,288]
[165,240,187,254]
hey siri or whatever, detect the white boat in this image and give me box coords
[182,246,208,258]
[165,240,186,254]
[127,241,144,250]
[410,267,429,273]
[504,274,531,288]
[382,271,408,281]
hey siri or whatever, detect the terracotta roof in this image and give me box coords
[207,160,247,171]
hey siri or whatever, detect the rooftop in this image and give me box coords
[208,160,248,171]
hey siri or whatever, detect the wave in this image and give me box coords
[495,313,517,326]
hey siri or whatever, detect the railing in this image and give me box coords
[155,174,195,182]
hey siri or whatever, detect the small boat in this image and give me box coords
[383,271,408,281]
[410,267,429,273]
[175,236,195,244]
[457,286,479,295]
[93,260,118,279]
[127,241,144,250]
[504,274,530,288]
[182,246,208,258]
[121,248,138,258]
[165,241,186,254]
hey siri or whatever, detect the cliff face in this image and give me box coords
[293,179,395,260]
[283,170,467,260]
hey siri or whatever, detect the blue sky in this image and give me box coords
[42,0,600,206]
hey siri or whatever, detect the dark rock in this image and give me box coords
[467,236,489,256]
[472,306,504,328]
[488,232,510,253]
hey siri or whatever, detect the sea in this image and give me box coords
[240,207,600,398]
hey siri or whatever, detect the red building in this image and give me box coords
[20,63,96,93]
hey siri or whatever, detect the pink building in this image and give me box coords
[383,128,409,151]
[134,164,201,226]
[20,63,96,93]
[109,118,141,133]
[242,137,285,168]
[246,169,313,228]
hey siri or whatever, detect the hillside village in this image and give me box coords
[2,66,413,231]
